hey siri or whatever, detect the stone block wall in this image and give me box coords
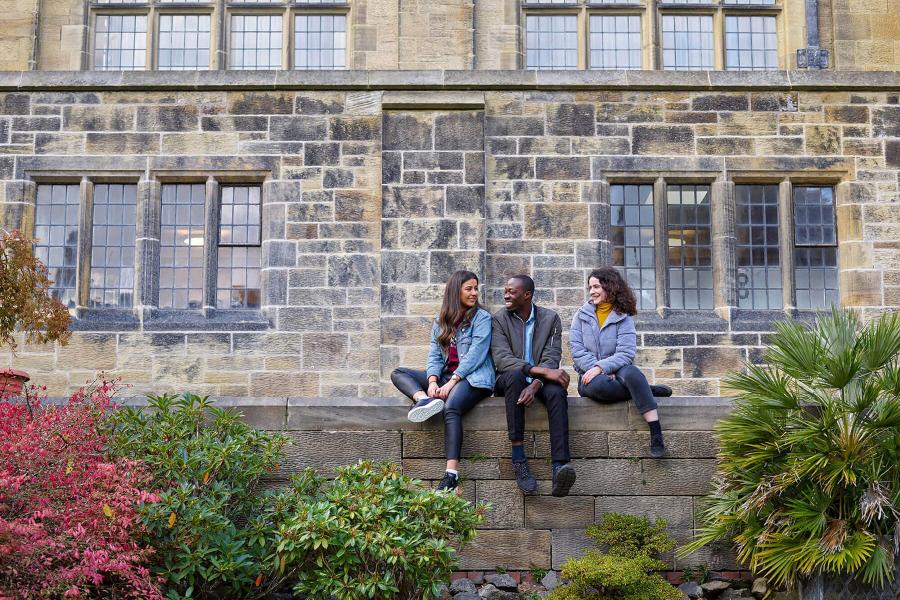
[190,395,739,572]
[0,71,898,397]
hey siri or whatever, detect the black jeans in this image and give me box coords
[390,367,491,460]
[495,370,570,463]
[578,364,658,414]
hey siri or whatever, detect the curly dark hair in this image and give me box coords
[588,267,637,316]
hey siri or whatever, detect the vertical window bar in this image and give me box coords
[158,14,211,70]
[217,186,261,309]
[667,184,713,310]
[589,15,642,70]
[525,14,579,70]
[230,14,283,70]
[89,184,137,308]
[94,14,148,71]
[159,184,206,309]
[661,14,714,71]
[793,187,839,310]
[611,184,656,310]
[34,184,81,309]
[294,14,347,70]
[735,184,782,309]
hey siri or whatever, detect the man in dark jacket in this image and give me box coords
[492,274,575,497]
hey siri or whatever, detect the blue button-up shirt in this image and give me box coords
[522,304,536,383]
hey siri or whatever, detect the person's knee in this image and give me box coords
[618,365,644,382]
[390,367,407,386]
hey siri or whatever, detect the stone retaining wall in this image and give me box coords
[116,394,737,572]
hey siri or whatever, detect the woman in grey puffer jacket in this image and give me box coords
[569,267,671,458]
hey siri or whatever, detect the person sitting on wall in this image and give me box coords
[570,267,672,458]
[390,270,495,492]
[491,274,576,497]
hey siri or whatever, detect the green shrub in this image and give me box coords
[106,392,289,599]
[272,460,485,600]
[548,513,682,600]
[682,309,900,588]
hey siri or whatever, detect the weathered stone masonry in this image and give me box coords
[2,70,899,571]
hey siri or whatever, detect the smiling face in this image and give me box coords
[460,278,480,309]
[588,276,608,305]
[503,278,531,313]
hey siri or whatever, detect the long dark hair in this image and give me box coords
[436,270,481,350]
[589,267,637,316]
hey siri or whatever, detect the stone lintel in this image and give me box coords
[381,90,486,110]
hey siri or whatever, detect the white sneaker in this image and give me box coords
[407,397,445,422]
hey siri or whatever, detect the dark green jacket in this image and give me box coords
[491,303,563,376]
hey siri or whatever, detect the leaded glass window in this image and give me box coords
[794,187,839,310]
[34,185,80,308]
[525,15,579,70]
[294,14,346,70]
[667,184,713,310]
[661,14,714,70]
[735,185,781,309]
[217,186,261,309]
[94,14,148,71]
[611,184,656,310]
[89,184,137,308]
[160,184,205,309]
[230,14,283,70]
[589,15,642,70]
[158,14,211,70]
[725,15,777,71]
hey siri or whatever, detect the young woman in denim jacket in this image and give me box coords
[569,267,672,458]
[391,270,495,491]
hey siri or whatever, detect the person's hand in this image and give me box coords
[581,366,603,386]
[427,381,441,398]
[517,382,540,407]
[437,378,457,399]
[544,368,571,389]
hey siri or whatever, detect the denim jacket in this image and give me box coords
[426,307,496,391]
[569,301,637,375]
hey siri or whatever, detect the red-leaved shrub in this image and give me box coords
[0,380,163,599]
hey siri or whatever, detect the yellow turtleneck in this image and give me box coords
[595,302,613,328]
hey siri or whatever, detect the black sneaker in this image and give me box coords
[551,463,576,497]
[512,460,538,495]
[650,433,666,458]
[407,397,444,422]
[650,384,673,397]
[436,471,459,492]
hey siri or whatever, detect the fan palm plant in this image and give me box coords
[682,308,900,595]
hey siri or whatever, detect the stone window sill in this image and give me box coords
[731,309,817,332]
[70,308,270,332]
[633,310,728,332]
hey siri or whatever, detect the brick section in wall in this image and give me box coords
[380,109,485,390]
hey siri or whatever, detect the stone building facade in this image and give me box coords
[0,0,899,576]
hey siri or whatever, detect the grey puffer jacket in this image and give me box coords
[568,301,637,375]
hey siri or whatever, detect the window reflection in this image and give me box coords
[735,185,781,309]
[667,184,713,310]
[90,184,137,308]
[34,184,80,308]
[611,184,656,310]
[217,186,261,309]
[794,187,839,309]
[160,184,205,309]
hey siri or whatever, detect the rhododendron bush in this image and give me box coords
[0,381,163,599]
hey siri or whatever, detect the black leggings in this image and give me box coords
[577,364,658,414]
[391,367,491,460]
